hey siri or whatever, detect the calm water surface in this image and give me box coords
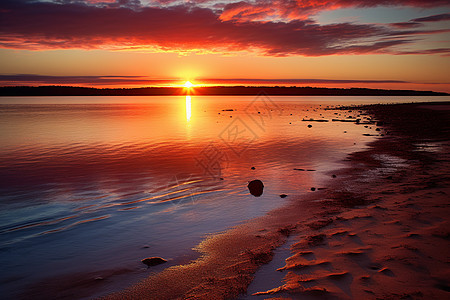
[0,95,448,298]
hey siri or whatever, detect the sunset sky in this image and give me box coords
[0,0,449,92]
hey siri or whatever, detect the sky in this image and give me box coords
[0,0,449,92]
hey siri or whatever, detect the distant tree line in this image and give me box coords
[0,86,448,96]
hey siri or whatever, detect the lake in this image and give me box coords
[0,95,448,299]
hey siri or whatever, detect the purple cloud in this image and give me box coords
[412,13,450,22]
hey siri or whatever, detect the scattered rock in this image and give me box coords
[251,166,255,170]
[141,257,167,267]
[311,187,316,191]
[248,180,264,197]
[279,194,288,198]
[222,109,234,111]
[308,124,312,128]
[332,174,337,178]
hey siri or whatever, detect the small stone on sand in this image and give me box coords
[141,257,167,267]
[280,194,288,198]
[248,180,264,197]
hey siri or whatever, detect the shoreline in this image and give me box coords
[103,101,449,299]
[246,102,450,298]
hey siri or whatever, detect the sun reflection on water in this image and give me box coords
[186,95,192,122]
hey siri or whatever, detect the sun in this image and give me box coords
[184,81,194,88]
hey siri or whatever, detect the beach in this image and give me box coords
[3,1,450,299]
[104,102,450,299]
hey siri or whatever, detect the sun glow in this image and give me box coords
[184,81,194,88]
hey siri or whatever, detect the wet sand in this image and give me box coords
[104,102,449,299]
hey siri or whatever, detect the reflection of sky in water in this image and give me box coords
[0,95,414,298]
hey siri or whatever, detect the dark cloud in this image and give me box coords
[395,48,450,55]
[390,13,450,28]
[390,22,423,28]
[0,0,448,56]
[411,13,450,22]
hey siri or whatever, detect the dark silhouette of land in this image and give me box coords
[0,86,448,96]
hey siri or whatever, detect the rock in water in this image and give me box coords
[141,257,167,267]
[280,194,288,198]
[248,180,264,197]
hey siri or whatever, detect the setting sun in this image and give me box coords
[184,81,194,88]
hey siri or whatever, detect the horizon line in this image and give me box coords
[2,85,448,96]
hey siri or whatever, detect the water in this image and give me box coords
[0,95,447,298]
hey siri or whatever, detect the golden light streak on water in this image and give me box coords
[186,95,192,122]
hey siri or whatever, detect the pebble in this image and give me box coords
[141,257,167,267]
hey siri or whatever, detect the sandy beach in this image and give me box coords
[98,102,450,299]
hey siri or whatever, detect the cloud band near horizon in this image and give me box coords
[0,0,449,56]
[3,74,448,87]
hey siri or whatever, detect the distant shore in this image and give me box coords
[102,101,449,299]
[1,86,448,97]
